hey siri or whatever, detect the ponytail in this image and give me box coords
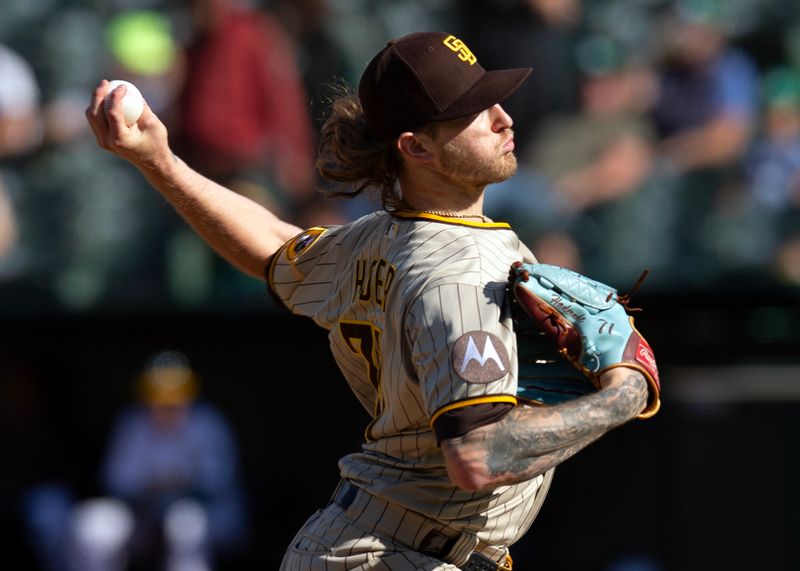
[316,84,405,210]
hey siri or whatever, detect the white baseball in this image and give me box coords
[103,80,145,126]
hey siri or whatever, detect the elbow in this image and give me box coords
[446,464,492,492]
[441,438,495,492]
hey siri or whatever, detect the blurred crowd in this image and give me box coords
[2,0,800,312]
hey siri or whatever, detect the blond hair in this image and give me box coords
[315,84,406,210]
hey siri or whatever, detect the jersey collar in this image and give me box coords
[392,210,511,229]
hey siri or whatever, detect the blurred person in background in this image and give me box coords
[173,0,318,219]
[530,34,676,285]
[526,36,659,214]
[744,66,800,285]
[97,350,248,571]
[8,4,175,311]
[649,0,760,282]
[0,43,43,159]
[0,42,42,278]
[652,0,759,173]
[487,34,677,285]
[747,67,800,212]
[170,0,347,296]
[26,350,249,571]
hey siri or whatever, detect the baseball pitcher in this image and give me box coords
[87,31,660,571]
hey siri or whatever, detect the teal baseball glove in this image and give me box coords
[513,310,599,406]
[510,262,660,418]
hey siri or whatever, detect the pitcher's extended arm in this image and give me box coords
[86,80,302,279]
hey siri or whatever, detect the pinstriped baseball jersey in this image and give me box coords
[268,210,551,548]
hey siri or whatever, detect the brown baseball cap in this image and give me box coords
[359,31,532,141]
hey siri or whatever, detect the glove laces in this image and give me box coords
[613,268,651,311]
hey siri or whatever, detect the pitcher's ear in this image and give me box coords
[396,131,434,162]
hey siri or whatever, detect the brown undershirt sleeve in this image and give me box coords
[432,402,515,445]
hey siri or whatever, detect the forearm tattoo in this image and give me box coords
[449,370,648,485]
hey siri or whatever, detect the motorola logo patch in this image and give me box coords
[452,331,510,384]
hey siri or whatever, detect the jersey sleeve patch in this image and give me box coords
[266,226,335,316]
[451,331,510,384]
[286,227,327,262]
